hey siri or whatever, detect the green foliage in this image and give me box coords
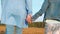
[28,22,45,28]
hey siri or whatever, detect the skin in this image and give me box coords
[26,14,32,24]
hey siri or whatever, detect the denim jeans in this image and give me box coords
[6,25,23,34]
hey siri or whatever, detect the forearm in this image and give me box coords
[32,10,42,21]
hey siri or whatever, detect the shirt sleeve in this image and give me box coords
[39,0,49,15]
[32,0,49,21]
[26,0,32,15]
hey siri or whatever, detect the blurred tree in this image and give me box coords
[28,22,45,28]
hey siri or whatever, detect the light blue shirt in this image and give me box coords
[1,0,32,28]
